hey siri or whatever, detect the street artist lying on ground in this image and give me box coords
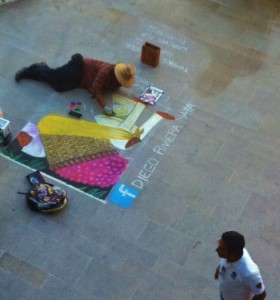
[15,53,136,116]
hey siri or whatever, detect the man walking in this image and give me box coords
[215,231,266,300]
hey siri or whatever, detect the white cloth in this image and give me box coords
[218,248,265,300]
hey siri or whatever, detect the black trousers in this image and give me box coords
[22,53,84,92]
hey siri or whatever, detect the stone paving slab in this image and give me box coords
[1,0,280,299]
[0,252,48,287]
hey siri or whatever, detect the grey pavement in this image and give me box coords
[1,0,280,299]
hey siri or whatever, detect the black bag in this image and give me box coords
[18,171,69,213]
[26,183,68,213]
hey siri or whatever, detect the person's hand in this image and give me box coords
[103,106,116,116]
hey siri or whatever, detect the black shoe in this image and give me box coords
[15,67,28,82]
[71,53,83,62]
[29,62,47,69]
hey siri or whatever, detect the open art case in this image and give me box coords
[26,170,46,186]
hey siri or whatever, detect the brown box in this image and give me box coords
[141,42,160,67]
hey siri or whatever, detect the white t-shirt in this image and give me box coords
[218,248,265,300]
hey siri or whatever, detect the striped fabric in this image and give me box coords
[81,58,121,97]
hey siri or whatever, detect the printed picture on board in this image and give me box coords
[139,85,164,105]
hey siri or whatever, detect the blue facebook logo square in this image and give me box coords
[108,182,140,208]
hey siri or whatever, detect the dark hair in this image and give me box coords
[221,231,245,256]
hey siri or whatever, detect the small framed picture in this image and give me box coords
[139,85,164,105]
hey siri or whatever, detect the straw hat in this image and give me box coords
[114,63,136,88]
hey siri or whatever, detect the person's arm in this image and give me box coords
[248,271,266,300]
[214,265,220,280]
[251,290,266,300]
[90,76,106,109]
[91,71,115,116]
[93,92,114,116]
[94,92,106,109]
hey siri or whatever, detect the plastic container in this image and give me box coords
[0,118,12,146]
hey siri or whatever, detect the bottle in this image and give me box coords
[0,106,3,118]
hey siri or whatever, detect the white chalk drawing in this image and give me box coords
[141,24,189,52]
[162,58,189,73]
[94,94,175,150]
[124,21,189,73]
[131,103,194,190]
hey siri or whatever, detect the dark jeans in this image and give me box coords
[22,53,84,92]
